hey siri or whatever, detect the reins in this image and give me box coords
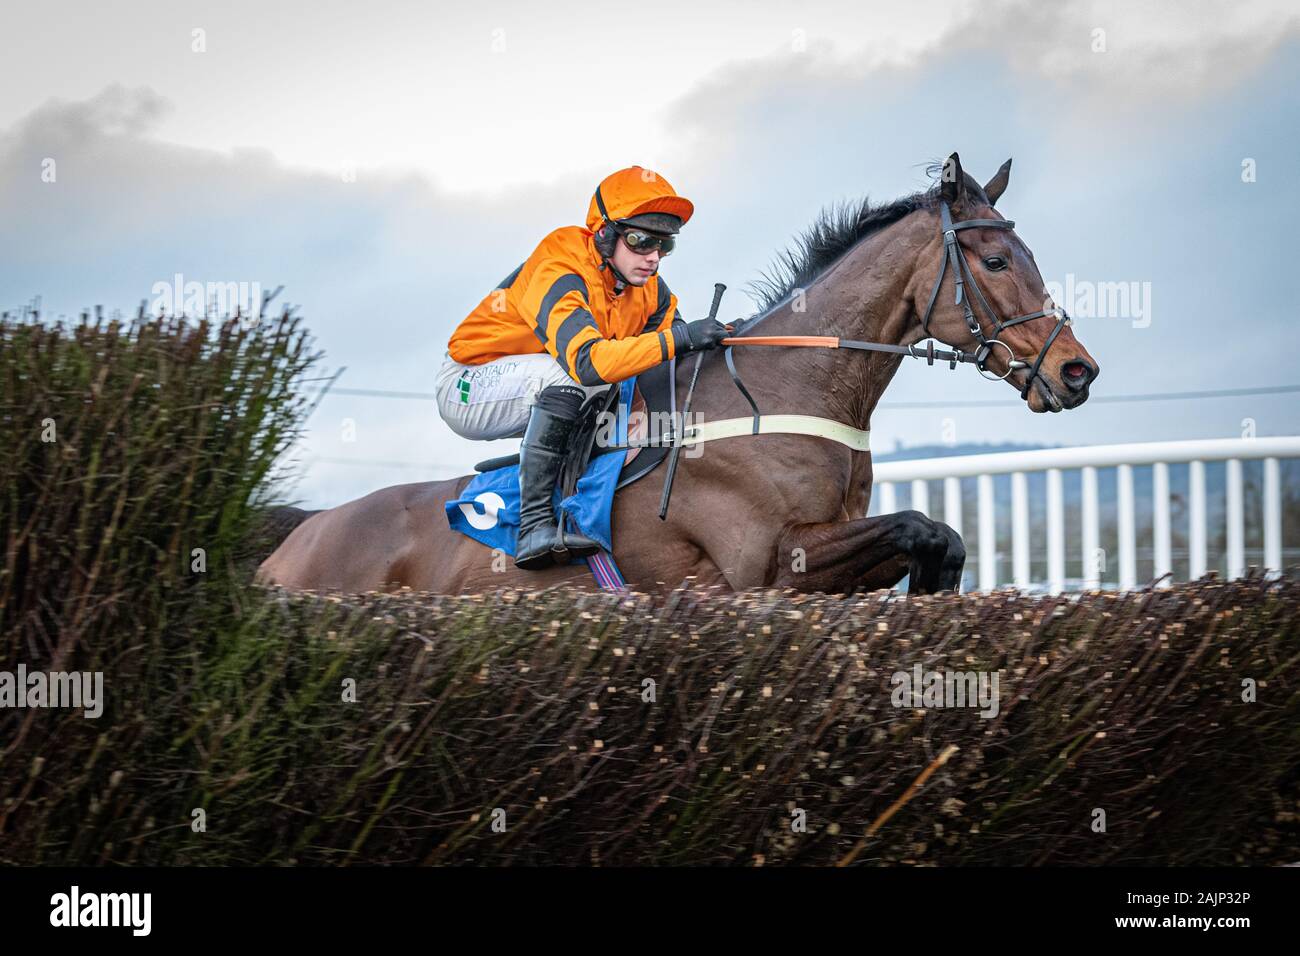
[718,334,986,369]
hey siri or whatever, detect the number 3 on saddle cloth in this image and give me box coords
[444,377,636,589]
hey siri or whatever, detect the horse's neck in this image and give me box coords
[698,216,930,432]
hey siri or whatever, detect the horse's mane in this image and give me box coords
[745,162,985,320]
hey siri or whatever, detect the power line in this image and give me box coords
[305,382,1300,408]
[315,386,441,400]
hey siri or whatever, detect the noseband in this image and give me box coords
[919,201,1070,399]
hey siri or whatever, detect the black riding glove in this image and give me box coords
[671,317,729,355]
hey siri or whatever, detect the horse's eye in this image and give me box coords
[983,256,1008,272]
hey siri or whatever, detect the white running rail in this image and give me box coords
[871,436,1300,593]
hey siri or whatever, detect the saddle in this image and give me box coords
[471,357,678,496]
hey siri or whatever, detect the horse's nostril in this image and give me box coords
[1061,359,1095,391]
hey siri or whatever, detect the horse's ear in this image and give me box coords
[984,158,1012,206]
[940,152,965,206]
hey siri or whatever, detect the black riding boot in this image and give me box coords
[514,393,602,571]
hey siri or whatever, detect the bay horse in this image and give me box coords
[258,154,1098,596]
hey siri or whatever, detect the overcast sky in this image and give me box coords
[3,0,1298,508]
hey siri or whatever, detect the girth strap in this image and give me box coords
[614,413,871,454]
[682,414,870,451]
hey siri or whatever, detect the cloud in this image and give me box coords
[11,83,174,141]
[664,0,1300,151]
[951,0,1300,100]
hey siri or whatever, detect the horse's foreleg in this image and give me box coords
[772,510,959,595]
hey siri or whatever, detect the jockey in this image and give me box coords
[437,166,729,570]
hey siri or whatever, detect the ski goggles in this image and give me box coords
[616,226,676,256]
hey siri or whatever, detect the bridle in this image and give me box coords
[918,200,1070,399]
[720,199,1072,405]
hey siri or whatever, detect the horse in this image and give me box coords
[257,154,1098,596]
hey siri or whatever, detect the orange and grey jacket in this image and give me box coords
[448,167,695,386]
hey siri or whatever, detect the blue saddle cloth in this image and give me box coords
[444,378,634,558]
